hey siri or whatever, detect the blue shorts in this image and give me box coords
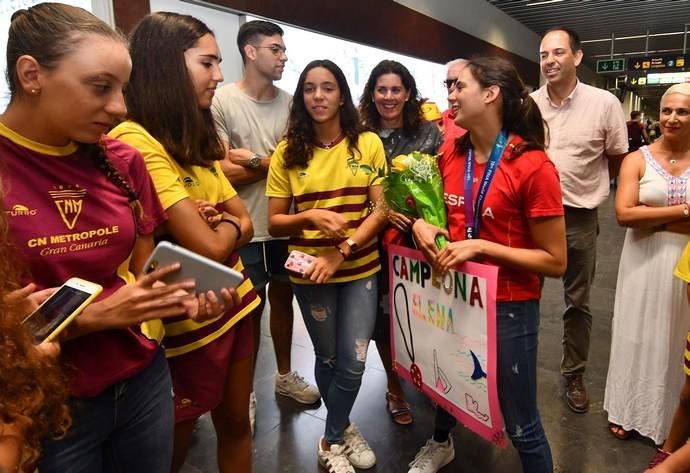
[238,240,290,290]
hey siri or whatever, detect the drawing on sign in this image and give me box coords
[433,349,452,394]
[466,393,490,422]
[389,246,504,444]
[393,282,424,389]
[471,350,487,380]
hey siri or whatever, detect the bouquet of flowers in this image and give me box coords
[383,151,449,249]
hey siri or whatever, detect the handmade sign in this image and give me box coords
[388,244,504,445]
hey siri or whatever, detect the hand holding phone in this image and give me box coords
[143,241,244,295]
[5,283,57,320]
[183,286,242,323]
[22,278,102,344]
[65,263,198,337]
[284,250,317,277]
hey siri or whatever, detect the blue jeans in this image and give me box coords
[435,300,553,473]
[39,348,174,473]
[292,275,377,444]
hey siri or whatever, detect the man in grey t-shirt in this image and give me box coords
[211,20,319,430]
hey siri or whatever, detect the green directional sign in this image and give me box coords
[596,58,626,74]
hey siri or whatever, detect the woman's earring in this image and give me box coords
[30,88,38,95]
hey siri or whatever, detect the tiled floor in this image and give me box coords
[182,194,658,472]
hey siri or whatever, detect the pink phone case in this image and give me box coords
[284,250,316,276]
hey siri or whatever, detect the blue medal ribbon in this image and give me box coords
[464,130,509,240]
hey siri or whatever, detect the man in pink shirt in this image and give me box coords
[440,58,467,144]
[531,27,628,414]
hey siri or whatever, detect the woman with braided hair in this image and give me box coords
[0,3,240,472]
[407,56,565,473]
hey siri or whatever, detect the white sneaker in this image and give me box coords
[249,392,256,436]
[275,370,321,404]
[408,437,455,473]
[342,423,376,469]
[318,438,355,473]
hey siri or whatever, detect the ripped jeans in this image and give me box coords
[292,275,377,444]
[435,300,553,473]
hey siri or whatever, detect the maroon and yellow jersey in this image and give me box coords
[0,123,167,398]
[110,121,260,357]
[266,132,386,284]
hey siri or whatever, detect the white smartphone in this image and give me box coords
[22,277,103,344]
[143,241,244,295]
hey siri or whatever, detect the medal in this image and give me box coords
[393,282,423,388]
[410,362,423,389]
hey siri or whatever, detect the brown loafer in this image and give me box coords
[565,376,589,413]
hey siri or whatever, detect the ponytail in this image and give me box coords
[509,93,548,158]
[455,57,548,159]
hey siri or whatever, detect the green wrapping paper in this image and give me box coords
[383,151,449,249]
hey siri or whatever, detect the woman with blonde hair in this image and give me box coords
[605,82,690,447]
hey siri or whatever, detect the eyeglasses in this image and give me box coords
[443,79,458,90]
[254,45,287,56]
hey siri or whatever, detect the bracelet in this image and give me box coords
[220,218,242,240]
[334,245,347,260]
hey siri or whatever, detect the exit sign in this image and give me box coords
[596,58,626,73]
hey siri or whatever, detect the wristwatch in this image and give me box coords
[344,238,359,254]
[248,153,261,169]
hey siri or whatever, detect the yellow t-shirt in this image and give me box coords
[266,131,386,284]
[675,242,690,283]
[109,121,260,357]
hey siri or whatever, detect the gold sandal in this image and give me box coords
[386,392,413,425]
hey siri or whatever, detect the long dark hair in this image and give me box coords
[6,3,143,217]
[284,60,364,169]
[455,56,546,158]
[126,12,224,167]
[359,60,422,136]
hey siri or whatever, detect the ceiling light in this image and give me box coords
[582,31,685,43]
[526,0,564,5]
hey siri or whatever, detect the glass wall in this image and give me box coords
[247,15,449,109]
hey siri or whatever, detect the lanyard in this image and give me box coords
[464,130,509,239]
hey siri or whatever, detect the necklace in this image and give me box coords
[393,282,423,388]
[670,159,678,165]
[315,131,344,149]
